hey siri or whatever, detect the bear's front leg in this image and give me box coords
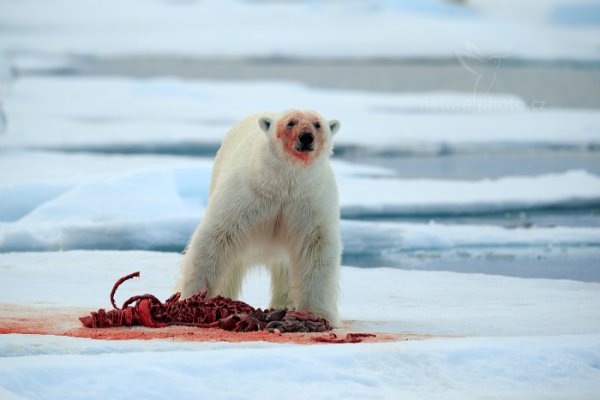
[176,218,239,299]
[289,225,341,327]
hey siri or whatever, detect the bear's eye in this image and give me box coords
[314,122,321,129]
[287,121,295,128]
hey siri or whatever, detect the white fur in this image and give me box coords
[176,110,342,325]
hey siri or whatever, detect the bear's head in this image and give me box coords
[259,109,340,166]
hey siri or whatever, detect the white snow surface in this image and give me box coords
[0,335,599,400]
[1,151,599,252]
[2,0,599,61]
[1,2,599,396]
[1,250,599,399]
[2,250,600,337]
[339,169,600,216]
[3,77,599,154]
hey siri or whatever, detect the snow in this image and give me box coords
[2,250,600,337]
[1,250,600,399]
[1,1,599,398]
[2,0,599,62]
[2,150,599,252]
[342,220,600,251]
[0,336,599,400]
[3,77,599,154]
[338,169,600,216]
[1,3,599,396]
[1,135,599,398]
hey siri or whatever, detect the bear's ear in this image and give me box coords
[258,117,273,135]
[328,119,340,135]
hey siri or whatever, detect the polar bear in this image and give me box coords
[176,110,342,325]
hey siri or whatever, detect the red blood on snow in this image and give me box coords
[78,271,376,343]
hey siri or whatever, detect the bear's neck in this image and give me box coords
[252,144,328,199]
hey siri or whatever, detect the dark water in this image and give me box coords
[352,207,600,228]
[344,246,600,283]
[351,151,600,180]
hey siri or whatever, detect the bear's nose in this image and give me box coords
[299,132,314,145]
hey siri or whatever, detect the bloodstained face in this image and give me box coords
[274,110,326,165]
